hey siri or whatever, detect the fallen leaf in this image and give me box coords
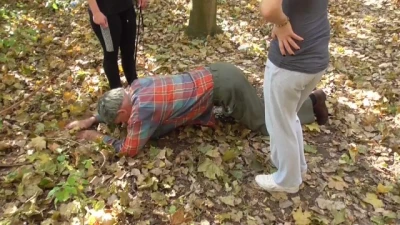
[200,220,210,225]
[348,143,358,162]
[48,142,60,152]
[292,207,311,225]
[231,210,243,222]
[376,183,392,194]
[0,141,11,151]
[34,123,45,134]
[363,193,384,210]
[119,191,130,207]
[3,203,18,215]
[304,144,317,154]
[328,176,348,191]
[87,209,116,225]
[305,123,320,132]
[279,200,293,209]
[150,168,163,176]
[59,201,80,218]
[316,198,345,211]
[198,158,224,180]
[219,195,235,206]
[114,170,127,179]
[222,149,238,162]
[156,149,167,159]
[126,198,143,219]
[149,146,160,159]
[29,136,46,150]
[170,208,191,225]
[151,192,168,206]
[131,168,141,177]
[63,91,75,102]
[168,205,177,214]
[107,194,118,206]
[170,208,185,225]
[332,209,346,225]
[206,149,220,158]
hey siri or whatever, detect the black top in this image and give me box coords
[95,0,134,15]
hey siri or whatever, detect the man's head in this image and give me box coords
[97,88,132,125]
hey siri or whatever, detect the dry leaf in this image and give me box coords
[198,158,224,180]
[87,209,116,225]
[292,207,311,225]
[206,149,220,158]
[305,123,320,132]
[0,141,11,151]
[29,136,46,150]
[316,198,345,211]
[219,195,235,206]
[48,142,60,152]
[363,193,384,210]
[170,208,191,225]
[348,143,358,162]
[376,183,392,194]
[328,176,349,191]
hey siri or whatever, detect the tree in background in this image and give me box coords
[186,0,222,38]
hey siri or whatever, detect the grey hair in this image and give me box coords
[97,88,125,124]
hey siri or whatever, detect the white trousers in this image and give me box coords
[263,60,324,187]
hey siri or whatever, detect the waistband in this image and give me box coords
[204,66,221,103]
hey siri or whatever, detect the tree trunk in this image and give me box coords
[186,0,222,38]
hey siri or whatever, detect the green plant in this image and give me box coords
[47,172,89,205]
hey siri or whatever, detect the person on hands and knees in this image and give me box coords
[256,0,331,193]
[66,62,328,158]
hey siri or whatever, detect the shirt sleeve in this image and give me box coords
[102,120,158,157]
[119,120,158,157]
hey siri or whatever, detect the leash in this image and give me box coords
[134,3,144,69]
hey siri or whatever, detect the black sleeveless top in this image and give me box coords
[95,0,134,15]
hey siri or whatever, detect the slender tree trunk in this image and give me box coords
[186,0,222,38]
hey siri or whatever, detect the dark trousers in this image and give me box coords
[209,62,316,136]
[89,7,138,89]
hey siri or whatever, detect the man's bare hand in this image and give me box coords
[76,130,104,142]
[271,23,303,56]
[65,117,96,130]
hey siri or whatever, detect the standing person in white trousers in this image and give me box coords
[256,0,331,193]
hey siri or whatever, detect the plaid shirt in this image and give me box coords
[103,67,215,157]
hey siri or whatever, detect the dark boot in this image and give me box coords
[312,89,328,125]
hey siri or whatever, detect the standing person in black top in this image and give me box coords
[88,0,148,89]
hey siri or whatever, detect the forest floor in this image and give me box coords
[0,0,400,224]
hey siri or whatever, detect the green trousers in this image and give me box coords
[208,62,315,136]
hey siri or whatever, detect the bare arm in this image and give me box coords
[65,116,99,130]
[259,0,303,56]
[88,0,108,27]
[88,0,101,14]
[260,0,288,25]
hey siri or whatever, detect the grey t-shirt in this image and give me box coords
[268,0,330,74]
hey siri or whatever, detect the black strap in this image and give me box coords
[134,4,144,69]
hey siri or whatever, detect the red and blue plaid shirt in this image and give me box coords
[103,67,215,157]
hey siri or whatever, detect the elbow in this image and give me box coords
[259,0,281,22]
[260,7,274,21]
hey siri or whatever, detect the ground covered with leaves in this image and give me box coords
[1,0,400,224]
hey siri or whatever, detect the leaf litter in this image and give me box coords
[0,0,400,224]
